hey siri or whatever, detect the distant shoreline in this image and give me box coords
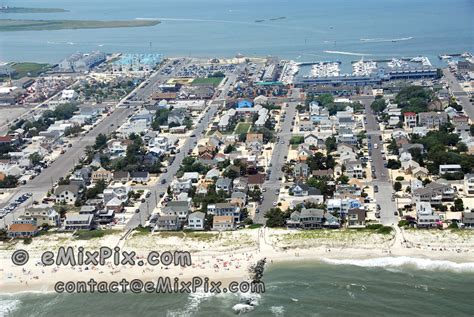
[0,19,161,32]
[0,7,68,14]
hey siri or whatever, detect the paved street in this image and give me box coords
[443,68,474,120]
[355,96,398,225]
[254,92,300,224]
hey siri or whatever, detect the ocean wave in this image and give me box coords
[233,303,255,314]
[321,257,474,272]
[166,288,216,317]
[0,299,20,316]
[324,50,372,56]
[360,37,413,43]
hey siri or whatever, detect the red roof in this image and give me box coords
[404,112,416,116]
[0,136,13,142]
[9,223,38,233]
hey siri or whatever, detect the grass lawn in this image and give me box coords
[3,62,51,79]
[73,229,119,240]
[234,122,251,134]
[192,77,224,87]
[290,135,304,145]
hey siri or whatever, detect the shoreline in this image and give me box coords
[0,19,161,32]
[1,227,474,295]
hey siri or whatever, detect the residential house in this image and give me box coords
[130,171,150,183]
[347,208,366,228]
[54,184,81,204]
[216,177,232,194]
[207,203,241,222]
[439,164,462,175]
[247,173,265,190]
[327,198,362,216]
[91,167,112,183]
[212,215,235,231]
[22,205,60,227]
[344,160,363,179]
[186,212,205,231]
[418,112,448,129]
[403,112,417,128]
[299,208,325,229]
[79,205,97,215]
[290,183,321,197]
[113,171,130,183]
[205,168,220,181]
[337,143,358,162]
[182,172,200,183]
[233,177,249,193]
[413,182,455,205]
[416,202,440,228]
[168,109,186,126]
[8,220,39,238]
[103,185,130,204]
[462,212,474,229]
[162,200,190,222]
[155,215,180,231]
[312,169,334,178]
[338,134,357,146]
[299,120,314,132]
[172,179,193,194]
[231,191,247,207]
[294,163,310,179]
[105,197,124,213]
[64,214,94,231]
[412,166,429,179]
[464,174,474,197]
[304,134,320,147]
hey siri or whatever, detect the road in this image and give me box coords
[125,104,219,229]
[254,90,301,224]
[443,68,474,120]
[354,96,398,225]
[0,106,137,229]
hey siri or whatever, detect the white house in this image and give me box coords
[187,212,205,230]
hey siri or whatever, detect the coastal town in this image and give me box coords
[0,51,474,292]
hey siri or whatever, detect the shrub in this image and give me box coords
[366,224,383,230]
[398,220,409,227]
[377,226,394,234]
[395,176,405,181]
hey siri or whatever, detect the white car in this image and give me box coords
[272,202,278,206]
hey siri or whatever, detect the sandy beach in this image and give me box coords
[1,227,474,294]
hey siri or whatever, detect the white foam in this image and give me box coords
[322,257,474,272]
[270,305,285,316]
[232,303,254,314]
[324,50,372,56]
[0,299,20,316]
[360,37,413,43]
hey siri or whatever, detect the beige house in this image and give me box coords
[212,215,235,231]
[91,167,112,183]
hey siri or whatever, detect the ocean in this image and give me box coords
[2,258,474,316]
[0,0,473,67]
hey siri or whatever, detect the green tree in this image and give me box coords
[29,152,42,165]
[265,208,288,227]
[370,98,387,113]
[393,181,402,192]
[325,136,337,153]
[453,198,464,211]
[94,133,108,150]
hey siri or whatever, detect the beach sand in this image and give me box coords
[1,227,473,294]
